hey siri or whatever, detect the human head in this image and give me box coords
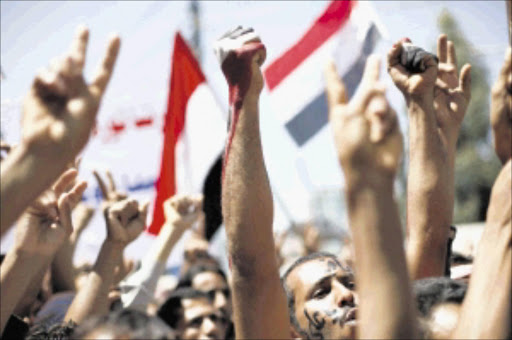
[413,277,467,339]
[178,264,232,317]
[158,288,229,340]
[71,309,176,339]
[26,321,75,340]
[282,252,358,339]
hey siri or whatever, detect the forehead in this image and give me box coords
[182,297,216,322]
[192,271,226,291]
[287,258,349,295]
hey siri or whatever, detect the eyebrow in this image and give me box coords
[306,272,355,299]
[307,273,335,299]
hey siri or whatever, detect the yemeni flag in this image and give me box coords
[149,32,226,235]
[264,0,384,146]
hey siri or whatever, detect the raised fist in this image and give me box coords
[105,199,148,245]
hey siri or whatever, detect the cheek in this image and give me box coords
[182,328,199,340]
[306,297,346,325]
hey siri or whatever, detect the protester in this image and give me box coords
[0,14,510,340]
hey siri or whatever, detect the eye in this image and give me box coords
[189,317,203,328]
[313,286,331,299]
[222,288,231,298]
[339,277,356,290]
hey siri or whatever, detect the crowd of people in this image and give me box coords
[0,21,510,340]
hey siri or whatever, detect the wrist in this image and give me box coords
[102,240,127,252]
[344,169,395,194]
[2,141,67,192]
[407,96,435,115]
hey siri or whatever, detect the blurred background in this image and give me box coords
[1,1,509,267]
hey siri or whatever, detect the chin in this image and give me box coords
[334,321,357,340]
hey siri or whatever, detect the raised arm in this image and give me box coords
[452,160,511,339]
[52,163,96,292]
[120,194,203,311]
[327,56,417,339]
[0,169,86,334]
[215,26,289,339]
[0,26,120,235]
[490,47,512,164]
[65,198,147,324]
[388,37,471,279]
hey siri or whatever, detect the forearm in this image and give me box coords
[222,99,289,339]
[52,238,79,292]
[452,222,511,339]
[151,223,185,263]
[223,99,276,277]
[65,241,123,324]
[1,144,66,235]
[13,256,53,317]
[406,100,453,278]
[345,174,417,339]
[120,224,181,311]
[0,251,46,333]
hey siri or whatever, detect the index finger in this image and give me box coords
[437,34,447,64]
[324,60,348,111]
[68,25,89,73]
[447,40,458,70]
[53,168,78,197]
[93,170,110,199]
[106,170,117,192]
[361,54,381,84]
[499,47,512,80]
[89,34,121,100]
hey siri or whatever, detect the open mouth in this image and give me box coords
[341,308,357,326]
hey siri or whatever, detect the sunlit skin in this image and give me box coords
[286,258,358,340]
[426,303,461,339]
[179,297,229,340]
[192,271,232,317]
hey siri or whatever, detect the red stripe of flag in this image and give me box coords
[264,0,354,91]
[148,32,206,235]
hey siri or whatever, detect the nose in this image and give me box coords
[333,280,355,308]
[202,316,220,338]
[214,291,228,311]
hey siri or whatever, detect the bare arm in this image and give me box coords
[388,38,471,279]
[51,203,95,292]
[490,47,512,164]
[328,56,417,339]
[120,194,203,311]
[0,27,120,235]
[0,170,85,334]
[452,160,511,339]
[216,27,289,339]
[65,198,147,324]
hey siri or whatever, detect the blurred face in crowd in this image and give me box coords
[192,271,232,317]
[178,296,229,340]
[285,257,358,339]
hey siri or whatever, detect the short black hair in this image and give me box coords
[71,309,174,339]
[281,252,347,338]
[26,321,76,340]
[450,251,473,266]
[157,288,211,328]
[177,263,227,289]
[413,277,468,317]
